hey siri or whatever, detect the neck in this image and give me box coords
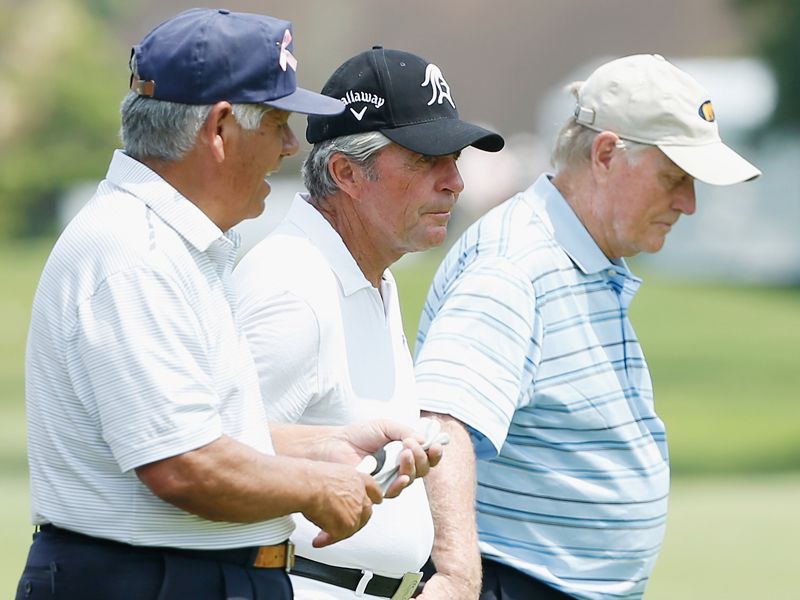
[140,154,233,232]
[309,194,395,288]
[551,168,615,259]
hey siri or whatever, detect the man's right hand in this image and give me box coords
[302,462,384,548]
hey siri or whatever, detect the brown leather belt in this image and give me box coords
[39,524,295,571]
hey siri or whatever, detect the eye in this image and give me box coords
[662,172,688,190]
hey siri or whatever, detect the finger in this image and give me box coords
[363,474,384,504]
[311,529,334,548]
[374,419,418,446]
[425,442,445,468]
[403,440,430,478]
[383,473,410,498]
[396,447,418,480]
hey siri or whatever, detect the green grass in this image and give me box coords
[632,279,800,474]
[646,473,800,599]
[2,239,799,597]
[0,240,48,477]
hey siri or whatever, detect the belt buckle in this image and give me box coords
[285,541,296,574]
[390,571,422,600]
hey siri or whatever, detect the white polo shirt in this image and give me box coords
[25,150,293,549]
[233,195,433,597]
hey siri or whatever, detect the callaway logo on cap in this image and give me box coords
[307,46,504,156]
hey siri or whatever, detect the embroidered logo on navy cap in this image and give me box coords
[278,29,297,72]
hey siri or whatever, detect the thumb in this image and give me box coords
[311,529,335,548]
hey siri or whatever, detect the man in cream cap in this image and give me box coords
[414,54,759,599]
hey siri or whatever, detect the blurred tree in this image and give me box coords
[732,0,800,133]
[0,0,123,238]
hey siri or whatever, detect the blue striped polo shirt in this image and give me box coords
[414,174,669,600]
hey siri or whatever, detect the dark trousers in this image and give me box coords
[15,526,293,600]
[479,558,575,600]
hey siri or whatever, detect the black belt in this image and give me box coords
[38,524,295,570]
[291,555,422,600]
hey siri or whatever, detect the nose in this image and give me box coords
[440,156,465,197]
[282,125,300,158]
[673,179,697,215]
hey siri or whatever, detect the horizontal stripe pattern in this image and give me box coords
[25,150,293,549]
[414,175,669,599]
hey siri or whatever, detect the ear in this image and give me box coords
[198,101,233,163]
[590,131,620,184]
[327,152,366,198]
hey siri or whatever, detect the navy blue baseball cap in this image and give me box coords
[129,8,344,115]
[307,47,504,155]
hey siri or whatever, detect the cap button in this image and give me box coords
[372,45,383,50]
[218,9,230,14]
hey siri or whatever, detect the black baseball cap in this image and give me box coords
[307,47,504,155]
[129,8,344,115]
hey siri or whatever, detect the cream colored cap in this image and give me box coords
[574,54,761,185]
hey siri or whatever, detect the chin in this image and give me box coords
[247,197,267,221]
[426,228,449,249]
[643,238,667,254]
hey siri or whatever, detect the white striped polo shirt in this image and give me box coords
[25,150,293,549]
[414,174,669,600]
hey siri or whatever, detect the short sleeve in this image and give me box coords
[414,257,536,458]
[72,268,222,472]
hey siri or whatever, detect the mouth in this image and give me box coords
[425,210,452,223]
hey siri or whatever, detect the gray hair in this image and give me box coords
[119,91,271,161]
[551,81,649,173]
[302,131,393,199]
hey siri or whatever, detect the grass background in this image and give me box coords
[2,240,799,598]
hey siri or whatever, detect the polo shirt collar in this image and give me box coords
[287,194,374,296]
[105,150,239,254]
[529,174,633,279]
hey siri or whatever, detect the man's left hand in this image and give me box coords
[329,420,445,498]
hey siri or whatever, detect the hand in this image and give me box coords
[415,572,480,600]
[302,461,384,548]
[339,420,445,498]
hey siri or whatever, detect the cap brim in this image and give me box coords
[380,118,504,156]
[265,87,345,116]
[660,141,761,186]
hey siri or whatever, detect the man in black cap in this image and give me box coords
[233,47,503,600]
[17,13,439,600]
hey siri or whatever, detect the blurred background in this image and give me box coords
[1,0,798,597]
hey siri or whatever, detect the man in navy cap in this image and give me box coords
[233,47,503,600]
[16,11,439,600]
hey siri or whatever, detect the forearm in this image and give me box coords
[136,434,323,522]
[269,422,340,460]
[422,412,481,597]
